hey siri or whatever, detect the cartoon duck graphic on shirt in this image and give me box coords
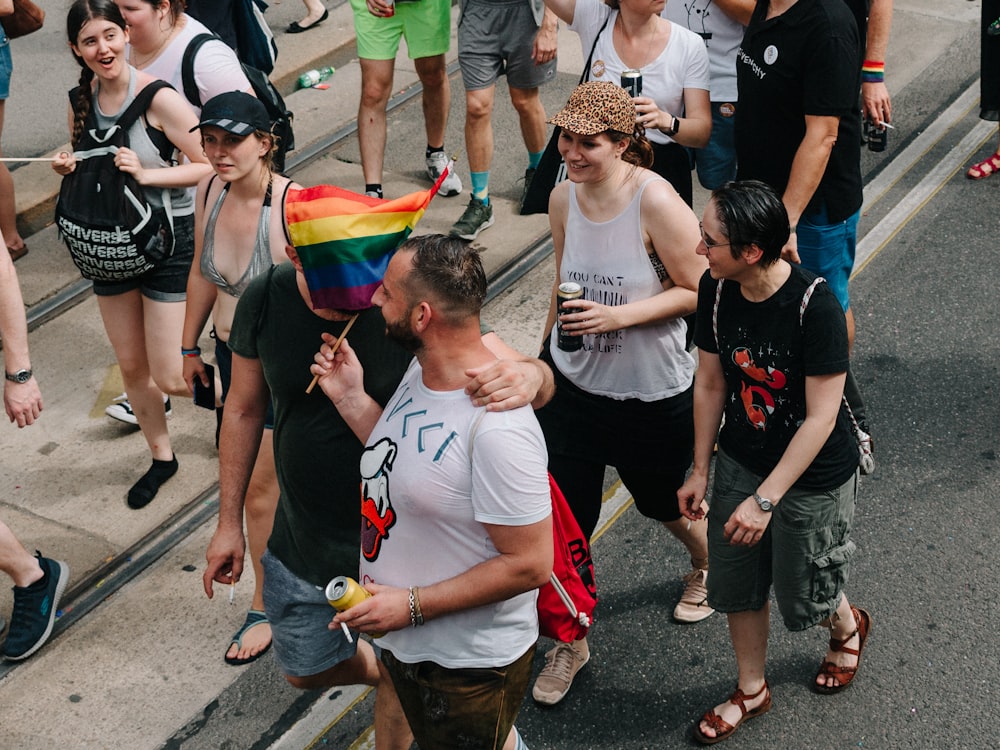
[360,437,397,562]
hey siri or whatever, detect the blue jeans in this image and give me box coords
[690,102,738,190]
[797,204,860,311]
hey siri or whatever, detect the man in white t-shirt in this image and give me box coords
[312,234,552,750]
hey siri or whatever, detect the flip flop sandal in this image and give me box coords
[7,245,27,262]
[224,609,272,666]
[966,153,1000,180]
[694,682,772,745]
[814,606,871,694]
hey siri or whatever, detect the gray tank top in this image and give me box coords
[200,177,275,298]
[91,69,194,215]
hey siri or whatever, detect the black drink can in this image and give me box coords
[621,69,643,98]
[557,282,584,352]
[866,120,887,152]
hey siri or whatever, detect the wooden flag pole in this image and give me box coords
[305,313,359,394]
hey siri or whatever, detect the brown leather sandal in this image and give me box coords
[967,153,1000,179]
[814,606,871,694]
[694,681,771,745]
[6,244,27,262]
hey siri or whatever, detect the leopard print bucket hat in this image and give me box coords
[548,81,637,136]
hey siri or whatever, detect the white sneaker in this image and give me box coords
[105,393,172,425]
[673,568,715,623]
[425,151,462,196]
[531,638,590,705]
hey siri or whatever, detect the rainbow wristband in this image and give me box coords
[182,347,202,358]
[861,60,885,84]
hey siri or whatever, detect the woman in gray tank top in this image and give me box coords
[53,0,212,511]
[183,91,299,667]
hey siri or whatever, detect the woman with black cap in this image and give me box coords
[184,90,300,666]
[530,80,707,706]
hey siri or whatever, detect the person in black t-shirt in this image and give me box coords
[678,181,871,744]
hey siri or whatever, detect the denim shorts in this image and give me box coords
[214,334,275,428]
[0,32,11,100]
[261,549,358,678]
[458,0,556,91]
[351,0,451,61]
[796,204,860,312]
[706,449,859,631]
[91,213,195,302]
[382,644,535,750]
[691,102,738,191]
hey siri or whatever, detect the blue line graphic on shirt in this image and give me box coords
[360,437,398,562]
[731,346,787,431]
[363,385,463,560]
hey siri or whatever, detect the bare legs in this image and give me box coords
[285,640,413,750]
[0,101,26,255]
[358,54,450,185]
[225,431,278,661]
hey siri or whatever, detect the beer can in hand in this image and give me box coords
[621,70,643,98]
[326,576,384,638]
[557,282,584,352]
[866,120,887,153]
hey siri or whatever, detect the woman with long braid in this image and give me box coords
[53,0,211,509]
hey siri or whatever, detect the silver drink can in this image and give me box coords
[621,69,643,97]
[557,282,584,352]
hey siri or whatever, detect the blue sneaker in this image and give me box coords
[1,553,70,661]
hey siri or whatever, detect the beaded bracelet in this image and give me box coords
[408,586,425,627]
[861,60,885,84]
[182,347,202,358]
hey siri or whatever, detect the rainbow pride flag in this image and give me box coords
[285,169,450,310]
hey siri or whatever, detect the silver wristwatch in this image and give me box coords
[753,492,774,512]
[5,368,32,384]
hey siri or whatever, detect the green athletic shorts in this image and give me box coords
[350,0,452,61]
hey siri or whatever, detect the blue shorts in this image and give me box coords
[261,549,359,678]
[90,213,195,302]
[796,204,860,312]
[0,31,11,100]
[706,449,859,632]
[690,102,737,191]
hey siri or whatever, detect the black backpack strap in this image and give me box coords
[279,179,294,246]
[181,33,217,108]
[116,80,173,133]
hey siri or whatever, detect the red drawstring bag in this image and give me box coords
[468,414,596,642]
[539,474,597,642]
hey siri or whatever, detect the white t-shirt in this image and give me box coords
[359,359,551,669]
[662,0,745,101]
[569,3,709,145]
[128,14,250,115]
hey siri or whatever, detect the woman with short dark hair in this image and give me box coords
[679,179,870,744]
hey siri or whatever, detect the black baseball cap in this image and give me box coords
[190,91,270,135]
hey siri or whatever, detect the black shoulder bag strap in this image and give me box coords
[181,33,217,109]
[580,14,611,85]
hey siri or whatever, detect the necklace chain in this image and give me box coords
[616,13,661,72]
[130,24,176,68]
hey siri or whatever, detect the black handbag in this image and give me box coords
[520,16,610,216]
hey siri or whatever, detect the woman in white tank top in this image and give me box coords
[531,82,710,706]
